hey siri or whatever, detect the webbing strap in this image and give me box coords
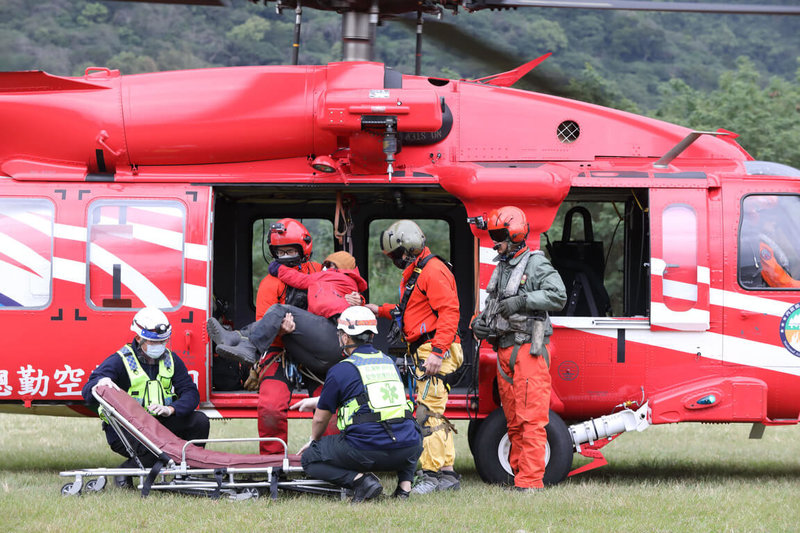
[497,344,522,385]
[211,468,225,500]
[141,452,170,498]
[396,254,438,329]
[497,344,548,385]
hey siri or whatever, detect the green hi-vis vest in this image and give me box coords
[118,344,176,410]
[336,350,413,437]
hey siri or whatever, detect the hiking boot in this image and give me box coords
[216,338,259,365]
[114,458,136,489]
[392,486,410,499]
[410,470,440,495]
[352,473,383,503]
[438,470,461,491]
[206,317,244,347]
[114,475,133,489]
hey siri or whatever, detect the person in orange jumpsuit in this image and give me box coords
[366,219,463,494]
[471,206,566,491]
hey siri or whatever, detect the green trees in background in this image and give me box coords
[3,0,798,123]
[654,57,800,169]
[4,1,799,307]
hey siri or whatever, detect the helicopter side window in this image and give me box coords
[87,200,187,310]
[739,194,800,290]
[661,204,698,312]
[0,198,54,309]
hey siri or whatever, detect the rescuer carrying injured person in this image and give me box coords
[82,307,210,485]
[470,206,566,491]
[206,223,365,456]
[206,218,351,456]
[293,305,423,502]
[365,220,464,494]
[207,249,367,373]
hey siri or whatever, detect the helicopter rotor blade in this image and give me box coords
[392,15,582,97]
[463,0,800,16]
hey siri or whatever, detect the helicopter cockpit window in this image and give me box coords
[744,161,800,178]
[87,200,186,310]
[251,218,334,303]
[0,198,54,309]
[739,194,800,290]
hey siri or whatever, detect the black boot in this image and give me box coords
[352,473,383,502]
[216,337,260,365]
[206,317,245,347]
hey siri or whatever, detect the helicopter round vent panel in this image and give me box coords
[557,120,580,144]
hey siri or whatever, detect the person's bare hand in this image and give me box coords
[364,303,379,315]
[423,355,442,376]
[344,292,362,306]
[289,397,319,412]
[280,313,296,334]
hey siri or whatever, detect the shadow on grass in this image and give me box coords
[564,460,800,484]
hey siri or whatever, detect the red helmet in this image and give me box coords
[487,206,529,244]
[268,218,313,264]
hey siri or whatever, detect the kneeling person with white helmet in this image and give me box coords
[293,306,423,502]
[82,307,210,483]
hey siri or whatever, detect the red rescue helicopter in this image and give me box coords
[1,0,800,486]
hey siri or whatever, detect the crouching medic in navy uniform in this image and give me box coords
[82,307,210,479]
[293,306,423,502]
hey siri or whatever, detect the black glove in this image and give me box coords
[471,313,490,340]
[472,321,491,340]
[268,261,281,277]
[498,296,526,318]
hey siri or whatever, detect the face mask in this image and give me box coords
[145,343,166,358]
[276,254,301,268]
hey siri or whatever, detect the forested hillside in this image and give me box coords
[2,0,798,165]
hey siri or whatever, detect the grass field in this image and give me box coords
[1,413,798,532]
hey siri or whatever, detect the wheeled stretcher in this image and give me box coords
[59,384,345,500]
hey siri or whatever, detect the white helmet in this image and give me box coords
[131,307,172,342]
[337,306,378,336]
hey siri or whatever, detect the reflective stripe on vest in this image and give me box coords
[336,350,412,431]
[117,344,175,408]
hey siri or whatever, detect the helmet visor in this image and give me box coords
[488,228,510,242]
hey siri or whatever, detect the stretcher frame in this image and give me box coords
[59,384,346,500]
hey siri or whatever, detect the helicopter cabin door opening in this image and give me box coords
[207,185,476,409]
[543,187,651,419]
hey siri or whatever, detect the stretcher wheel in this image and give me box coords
[241,487,260,500]
[61,482,81,496]
[86,477,107,492]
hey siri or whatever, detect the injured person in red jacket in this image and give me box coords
[206,251,367,377]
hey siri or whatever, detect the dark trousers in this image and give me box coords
[107,411,210,468]
[242,304,341,376]
[301,433,423,488]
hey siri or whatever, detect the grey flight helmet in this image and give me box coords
[380,220,426,269]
